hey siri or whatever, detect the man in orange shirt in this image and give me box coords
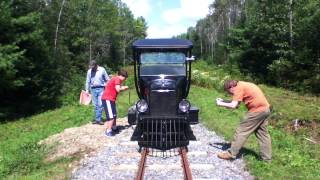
[216,80,272,161]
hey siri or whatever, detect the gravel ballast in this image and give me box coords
[71,119,253,180]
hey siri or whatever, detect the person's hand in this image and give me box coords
[122,86,129,91]
[216,98,223,106]
[216,98,223,102]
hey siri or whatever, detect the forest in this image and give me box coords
[1,0,319,120]
[178,0,320,94]
[0,0,147,120]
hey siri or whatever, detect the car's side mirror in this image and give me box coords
[186,55,196,61]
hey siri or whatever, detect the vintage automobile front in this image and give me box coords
[135,77,196,148]
[128,39,199,151]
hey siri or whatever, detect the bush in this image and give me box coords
[191,60,246,91]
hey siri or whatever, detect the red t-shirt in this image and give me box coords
[101,76,123,101]
[232,81,270,112]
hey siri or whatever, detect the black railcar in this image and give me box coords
[128,38,199,151]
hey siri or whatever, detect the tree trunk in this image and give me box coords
[289,0,293,59]
[123,46,126,67]
[54,0,66,51]
[200,37,203,57]
[89,40,92,61]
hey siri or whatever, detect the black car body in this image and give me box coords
[128,38,199,151]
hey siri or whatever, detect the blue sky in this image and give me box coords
[122,0,213,38]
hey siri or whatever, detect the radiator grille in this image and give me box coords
[137,116,189,150]
[149,90,176,115]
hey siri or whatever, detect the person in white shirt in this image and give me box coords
[85,60,109,125]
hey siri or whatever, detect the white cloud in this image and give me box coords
[162,8,183,25]
[121,0,152,18]
[122,0,212,38]
[180,0,212,19]
[147,24,187,38]
[161,0,211,27]
[156,0,211,38]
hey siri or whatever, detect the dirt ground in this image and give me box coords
[39,117,130,162]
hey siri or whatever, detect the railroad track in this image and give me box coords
[72,122,253,180]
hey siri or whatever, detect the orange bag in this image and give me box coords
[79,90,92,105]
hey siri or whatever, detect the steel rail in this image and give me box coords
[135,148,149,180]
[135,147,193,180]
[179,147,193,180]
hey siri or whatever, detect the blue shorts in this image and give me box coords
[102,100,117,121]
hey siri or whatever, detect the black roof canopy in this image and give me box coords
[133,38,193,49]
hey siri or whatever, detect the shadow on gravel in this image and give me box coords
[116,125,131,133]
[209,142,260,160]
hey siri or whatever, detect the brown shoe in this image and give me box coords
[217,151,234,160]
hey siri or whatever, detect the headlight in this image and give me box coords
[179,99,190,113]
[136,99,148,113]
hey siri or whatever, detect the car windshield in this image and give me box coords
[140,52,185,64]
[140,52,186,76]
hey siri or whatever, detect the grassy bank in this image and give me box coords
[189,86,320,179]
[0,105,91,179]
[189,61,320,179]
[0,90,136,179]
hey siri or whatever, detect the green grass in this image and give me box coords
[0,89,137,179]
[0,105,91,179]
[189,61,320,179]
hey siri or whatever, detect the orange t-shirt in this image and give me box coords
[232,81,270,112]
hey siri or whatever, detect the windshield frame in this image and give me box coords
[138,52,187,76]
[140,52,186,65]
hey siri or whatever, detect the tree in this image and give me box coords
[0,0,62,119]
[0,0,148,120]
[179,0,319,94]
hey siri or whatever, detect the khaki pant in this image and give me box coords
[229,109,272,160]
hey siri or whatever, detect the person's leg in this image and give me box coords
[103,100,116,136]
[255,110,272,161]
[111,102,117,131]
[228,111,267,157]
[95,88,104,122]
[91,88,100,122]
[106,119,114,132]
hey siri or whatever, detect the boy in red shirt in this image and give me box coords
[101,70,129,136]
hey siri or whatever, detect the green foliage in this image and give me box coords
[0,142,45,177]
[0,105,91,178]
[0,0,62,120]
[0,0,147,120]
[0,44,25,89]
[181,0,320,94]
[233,0,320,94]
[59,73,86,106]
[191,60,249,91]
[236,0,291,84]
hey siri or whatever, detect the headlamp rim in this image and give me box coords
[179,99,191,113]
[136,99,148,113]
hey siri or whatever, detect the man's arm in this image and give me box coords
[216,99,239,109]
